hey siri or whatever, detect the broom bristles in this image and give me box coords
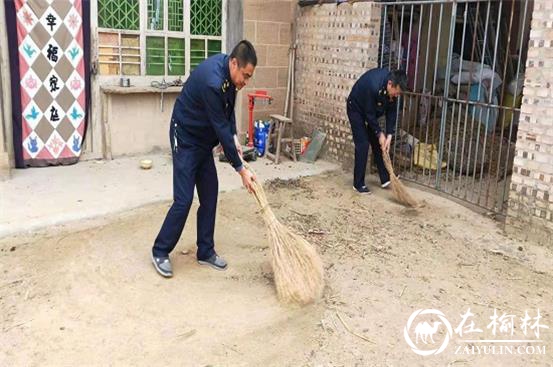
[247,166,324,305]
[383,152,419,208]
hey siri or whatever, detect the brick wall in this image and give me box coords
[507,0,553,245]
[239,0,294,136]
[294,2,381,167]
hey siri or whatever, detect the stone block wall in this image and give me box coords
[293,1,381,167]
[239,0,294,136]
[507,0,553,244]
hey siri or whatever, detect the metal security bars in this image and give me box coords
[98,0,140,30]
[378,0,532,215]
[97,0,224,77]
[190,0,222,36]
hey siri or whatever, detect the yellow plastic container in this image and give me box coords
[414,143,447,171]
[502,93,522,128]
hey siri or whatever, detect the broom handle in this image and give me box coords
[242,161,266,209]
[383,151,397,179]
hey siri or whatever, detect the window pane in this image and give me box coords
[147,0,164,31]
[168,0,184,32]
[146,37,165,75]
[121,35,140,75]
[168,38,185,75]
[98,0,139,30]
[190,39,206,71]
[98,32,120,75]
[207,40,221,58]
[190,0,222,36]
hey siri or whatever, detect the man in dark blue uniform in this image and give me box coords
[151,40,257,277]
[347,68,408,194]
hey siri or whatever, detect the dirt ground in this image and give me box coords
[1,171,552,366]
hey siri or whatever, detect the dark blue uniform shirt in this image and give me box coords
[171,54,241,170]
[348,68,398,137]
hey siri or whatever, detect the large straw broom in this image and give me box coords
[245,164,324,305]
[382,151,419,207]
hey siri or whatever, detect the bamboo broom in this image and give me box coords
[382,151,419,208]
[245,164,324,305]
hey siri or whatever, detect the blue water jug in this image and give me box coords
[254,120,270,156]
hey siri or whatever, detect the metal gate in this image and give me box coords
[378,0,532,215]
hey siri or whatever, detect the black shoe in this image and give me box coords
[353,185,371,194]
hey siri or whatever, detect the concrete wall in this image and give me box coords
[240,0,295,136]
[294,1,381,167]
[104,93,177,157]
[0,2,13,179]
[506,0,553,245]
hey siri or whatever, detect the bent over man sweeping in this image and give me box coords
[151,40,257,277]
[347,68,407,194]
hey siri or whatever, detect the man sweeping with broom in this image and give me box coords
[347,68,408,194]
[150,39,323,305]
[151,40,257,278]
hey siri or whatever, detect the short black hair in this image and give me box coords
[230,40,257,68]
[389,70,408,92]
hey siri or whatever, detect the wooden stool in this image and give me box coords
[265,114,297,164]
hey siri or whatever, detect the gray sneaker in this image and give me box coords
[198,254,228,271]
[151,254,173,277]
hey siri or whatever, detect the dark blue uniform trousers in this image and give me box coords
[152,140,218,261]
[347,101,389,189]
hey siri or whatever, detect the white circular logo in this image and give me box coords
[404,309,453,356]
